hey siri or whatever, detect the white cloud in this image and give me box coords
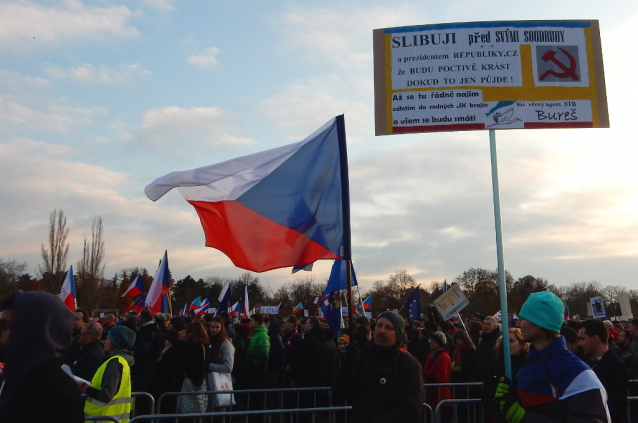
[188,47,221,70]
[0,0,141,51]
[0,95,107,133]
[45,63,151,84]
[136,106,254,146]
[260,75,373,143]
[274,4,430,70]
[140,0,175,11]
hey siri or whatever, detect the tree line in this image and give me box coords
[1,209,637,319]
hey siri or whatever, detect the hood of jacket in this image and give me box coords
[0,290,74,409]
[111,348,135,367]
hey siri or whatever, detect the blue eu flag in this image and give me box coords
[405,285,420,320]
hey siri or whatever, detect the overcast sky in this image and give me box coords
[1,0,637,298]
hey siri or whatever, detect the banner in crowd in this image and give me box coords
[260,306,280,315]
[433,283,469,320]
[619,294,634,319]
[373,20,608,135]
[590,296,606,319]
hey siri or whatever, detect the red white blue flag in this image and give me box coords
[121,275,144,298]
[147,251,171,315]
[240,284,250,316]
[190,296,202,311]
[293,302,304,314]
[59,265,76,312]
[125,295,146,314]
[145,116,352,272]
[363,296,372,310]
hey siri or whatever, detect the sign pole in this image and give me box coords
[490,129,512,380]
[453,305,468,334]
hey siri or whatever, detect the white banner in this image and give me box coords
[260,306,280,315]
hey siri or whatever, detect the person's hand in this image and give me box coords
[451,361,461,371]
[494,377,526,423]
[76,380,89,394]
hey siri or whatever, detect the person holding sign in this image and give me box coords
[494,292,610,423]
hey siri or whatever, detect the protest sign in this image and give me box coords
[433,283,470,321]
[373,20,608,135]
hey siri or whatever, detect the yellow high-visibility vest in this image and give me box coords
[84,354,132,423]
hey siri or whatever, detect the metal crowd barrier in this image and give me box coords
[157,386,332,414]
[129,406,351,423]
[434,398,483,423]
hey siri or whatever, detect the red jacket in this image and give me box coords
[423,349,452,408]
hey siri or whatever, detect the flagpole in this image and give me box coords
[490,129,512,380]
[336,115,355,338]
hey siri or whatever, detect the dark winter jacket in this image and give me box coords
[70,339,106,382]
[333,340,423,423]
[478,327,501,386]
[0,291,84,423]
[149,340,186,413]
[291,327,328,387]
[591,349,628,423]
[267,318,284,374]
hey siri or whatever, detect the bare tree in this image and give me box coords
[76,217,105,311]
[38,209,69,292]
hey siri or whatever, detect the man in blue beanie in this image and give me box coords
[495,291,610,423]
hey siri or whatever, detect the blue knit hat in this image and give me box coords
[519,291,564,333]
[108,325,136,350]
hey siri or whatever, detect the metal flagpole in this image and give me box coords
[490,129,512,379]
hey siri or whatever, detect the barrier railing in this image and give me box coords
[156,387,337,423]
[157,386,332,415]
[434,398,483,423]
[422,402,433,423]
[129,406,352,423]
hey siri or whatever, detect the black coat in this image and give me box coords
[291,329,327,387]
[0,291,84,423]
[70,340,106,382]
[332,341,423,423]
[0,359,84,423]
[592,350,628,423]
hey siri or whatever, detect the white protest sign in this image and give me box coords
[433,283,470,321]
[590,296,606,319]
[619,294,633,319]
[260,306,280,315]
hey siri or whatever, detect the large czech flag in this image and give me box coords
[145,116,351,272]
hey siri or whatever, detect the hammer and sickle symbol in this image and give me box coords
[540,48,579,80]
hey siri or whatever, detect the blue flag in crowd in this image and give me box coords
[216,283,233,316]
[405,285,420,321]
[324,260,358,294]
[321,291,342,337]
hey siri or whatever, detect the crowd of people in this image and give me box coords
[0,289,637,423]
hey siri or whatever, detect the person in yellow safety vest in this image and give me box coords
[77,325,136,423]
